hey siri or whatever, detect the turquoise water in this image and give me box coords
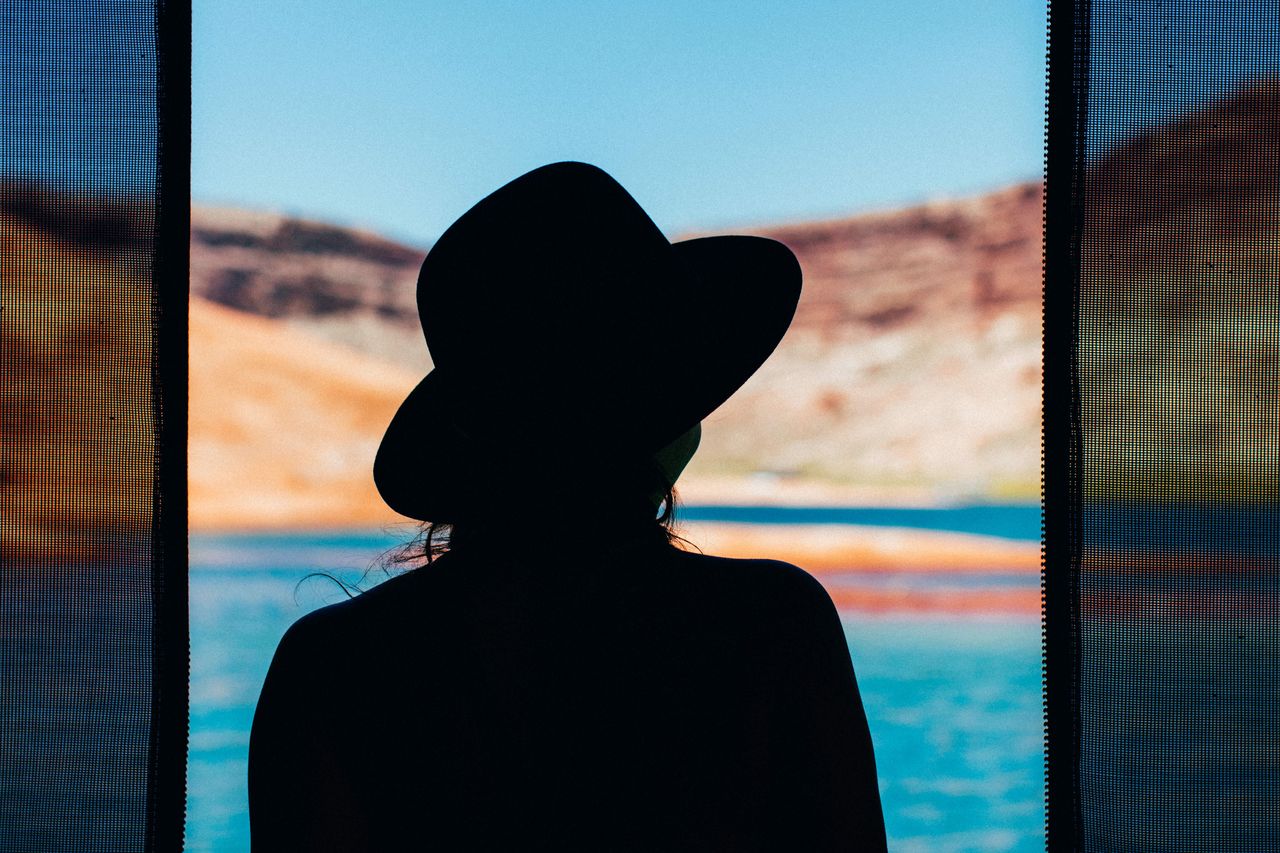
[681,503,1042,541]
[185,512,1044,852]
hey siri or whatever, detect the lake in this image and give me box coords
[185,506,1045,852]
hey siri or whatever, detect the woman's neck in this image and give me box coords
[448,495,669,554]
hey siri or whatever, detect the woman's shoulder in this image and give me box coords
[668,546,811,578]
[276,568,423,648]
[666,547,836,613]
[276,547,835,648]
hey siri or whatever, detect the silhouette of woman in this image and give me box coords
[248,162,887,851]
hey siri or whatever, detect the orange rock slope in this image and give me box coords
[189,296,418,530]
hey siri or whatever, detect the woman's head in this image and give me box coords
[373,162,800,526]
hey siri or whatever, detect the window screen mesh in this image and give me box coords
[1,2,189,851]
[1049,0,1280,848]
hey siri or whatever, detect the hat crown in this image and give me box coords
[418,162,692,452]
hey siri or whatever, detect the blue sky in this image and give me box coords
[193,0,1050,247]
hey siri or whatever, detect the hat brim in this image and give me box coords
[374,234,800,523]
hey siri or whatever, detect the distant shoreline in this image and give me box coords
[186,473,1040,534]
[187,516,1042,575]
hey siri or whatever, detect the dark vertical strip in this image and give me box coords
[1043,0,1088,850]
[147,1,191,850]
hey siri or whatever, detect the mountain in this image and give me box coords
[188,297,418,530]
[1078,75,1280,501]
[1,191,157,559]
[190,205,430,371]
[677,180,1042,500]
[190,181,1045,504]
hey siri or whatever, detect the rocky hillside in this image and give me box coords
[679,180,1042,498]
[188,298,418,530]
[1,190,158,558]
[190,206,430,372]
[1076,76,1280,500]
[191,181,1045,502]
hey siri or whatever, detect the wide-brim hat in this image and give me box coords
[374,161,801,523]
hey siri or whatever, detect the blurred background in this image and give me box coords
[6,1,1272,850]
